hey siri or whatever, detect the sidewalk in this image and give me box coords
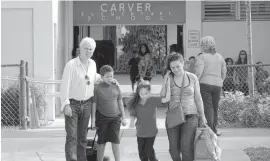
[2,127,270,161]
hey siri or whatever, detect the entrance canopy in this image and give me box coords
[73,1,186,25]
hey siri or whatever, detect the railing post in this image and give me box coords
[25,62,30,127]
[19,60,27,129]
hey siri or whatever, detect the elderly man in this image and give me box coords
[60,37,101,161]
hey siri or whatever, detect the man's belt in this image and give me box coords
[69,98,91,104]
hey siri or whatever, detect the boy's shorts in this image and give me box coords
[95,110,121,144]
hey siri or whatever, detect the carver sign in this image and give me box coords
[73,1,186,25]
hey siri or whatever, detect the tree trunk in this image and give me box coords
[246,0,255,97]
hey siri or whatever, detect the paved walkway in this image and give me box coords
[2,127,270,161]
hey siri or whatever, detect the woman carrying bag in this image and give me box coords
[160,53,207,161]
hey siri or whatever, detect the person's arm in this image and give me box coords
[193,75,207,126]
[195,55,205,81]
[129,116,136,128]
[117,85,126,125]
[221,58,227,81]
[94,73,102,84]
[91,87,98,129]
[91,102,97,129]
[60,62,72,112]
[160,71,170,98]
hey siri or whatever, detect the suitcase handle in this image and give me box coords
[87,127,125,149]
[87,127,98,148]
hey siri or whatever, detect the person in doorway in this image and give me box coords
[60,37,101,161]
[128,80,160,161]
[235,50,249,96]
[91,65,127,161]
[195,36,227,136]
[128,45,140,92]
[138,44,154,81]
[72,46,80,59]
[161,53,207,161]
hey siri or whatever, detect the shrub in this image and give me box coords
[1,84,20,126]
[244,147,270,161]
[239,95,270,128]
[1,83,46,126]
[218,91,270,128]
[218,91,245,127]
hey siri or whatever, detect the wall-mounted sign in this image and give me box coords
[188,30,200,48]
[73,1,186,25]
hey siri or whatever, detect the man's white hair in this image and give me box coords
[80,37,96,48]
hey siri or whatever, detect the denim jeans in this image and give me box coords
[200,83,221,133]
[166,115,198,161]
[137,136,158,161]
[65,99,91,161]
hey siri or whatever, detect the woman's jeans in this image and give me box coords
[166,115,198,161]
[65,99,91,161]
[200,83,221,133]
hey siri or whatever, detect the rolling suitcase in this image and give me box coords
[86,127,110,161]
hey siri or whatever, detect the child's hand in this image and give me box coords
[121,118,127,126]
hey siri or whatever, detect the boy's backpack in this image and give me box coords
[194,127,222,161]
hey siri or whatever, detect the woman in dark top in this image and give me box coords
[223,58,236,92]
[235,50,249,95]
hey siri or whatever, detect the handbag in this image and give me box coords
[194,126,222,161]
[165,72,186,128]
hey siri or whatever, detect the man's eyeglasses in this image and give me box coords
[85,75,90,85]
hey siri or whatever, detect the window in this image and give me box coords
[202,1,237,21]
[202,1,270,21]
[240,1,270,20]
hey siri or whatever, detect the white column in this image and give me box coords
[65,1,73,61]
[185,1,202,59]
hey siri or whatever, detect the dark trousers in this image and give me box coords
[137,136,157,161]
[200,83,221,133]
[65,99,91,161]
[166,115,198,161]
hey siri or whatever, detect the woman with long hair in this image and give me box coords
[161,53,207,161]
[128,80,160,161]
[235,50,249,95]
[195,36,227,136]
[138,43,155,81]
